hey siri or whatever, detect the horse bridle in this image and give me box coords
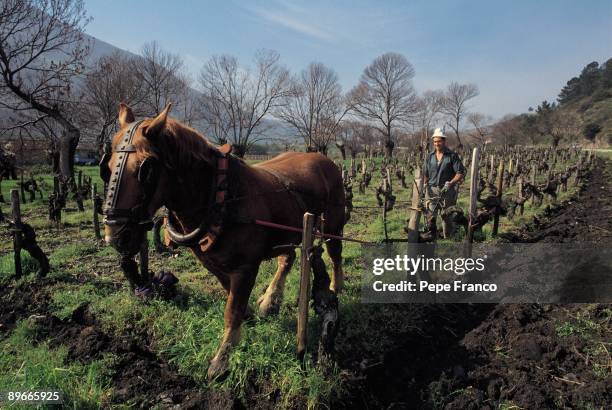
[99,120,157,230]
[99,121,230,252]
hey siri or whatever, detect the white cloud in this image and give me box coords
[249,5,334,42]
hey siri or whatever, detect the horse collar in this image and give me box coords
[199,146,230,252]
[166,143,231,252]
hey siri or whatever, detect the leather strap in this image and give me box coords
[103,121,144,219]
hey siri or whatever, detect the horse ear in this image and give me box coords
[144,103,172,141]
[118,103,135,128]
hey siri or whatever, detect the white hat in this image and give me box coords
[431,128,446,139]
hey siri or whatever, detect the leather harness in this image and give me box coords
[101,123,314,253]
[101,120,153,229]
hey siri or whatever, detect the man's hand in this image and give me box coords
[441,181,452,193]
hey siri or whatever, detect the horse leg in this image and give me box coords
[311,247,339,358]
[326,238,344,293]
[257,250,296,317]
[208,266,257,381]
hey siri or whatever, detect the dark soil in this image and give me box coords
[0,284,242,409]
[334,159,612,409]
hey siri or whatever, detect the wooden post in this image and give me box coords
[20,171,26,203]
[92,184,101,240]
[386,168,392,189]
[53,176,60,196]
[492,159,505,237]
[518,176,524,216]
[77,170,82,191]
[297,212,315,360]
[382,178,389,242]
[465,148,480,257]
[407,167,423,243]
[530,165,537,205]
[488,154,495,183]
[11,190,22,278]
[53,176,62,225]
[574,158,581,187]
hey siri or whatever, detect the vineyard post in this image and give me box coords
[488,154,495,183]
[530,165,537,206]
[382,178,389,242]
[574,155,582,186]
[518,176,524,216]
[492,159,505,237]
[92,184,101,240]
[465,148,480,257]
[407,167,423,243]
[297,212,315,360]
[53,176,62,226]
[20,171,26,203]
[11,190,22,277]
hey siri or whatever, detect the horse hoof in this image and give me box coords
[244,305,256,322]
[257,293,280,317]
[207,355,230,381]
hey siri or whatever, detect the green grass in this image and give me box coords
[0,321,114,409]
[555,306,611,379]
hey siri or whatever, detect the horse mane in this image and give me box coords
[134,118,219,172]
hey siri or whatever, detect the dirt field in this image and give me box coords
[332,159,611,409]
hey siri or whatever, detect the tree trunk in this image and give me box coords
[231,144,247,158]
[384,139,394,158]
[455,117,463,149]
[336,142,346,160]
[58,128,79,182]
[384,124,394,157]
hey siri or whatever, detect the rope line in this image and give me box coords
[254,219,373,244]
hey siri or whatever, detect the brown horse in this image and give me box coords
[102,103,345,379]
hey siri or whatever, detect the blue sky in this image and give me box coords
[84,0,611,119]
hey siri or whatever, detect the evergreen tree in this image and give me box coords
[558,77,581,105]
[578,61,601,96]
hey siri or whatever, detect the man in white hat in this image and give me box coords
[422,128,465,239]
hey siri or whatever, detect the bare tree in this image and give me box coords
[414,89,444,148]
[550,110,580,148]
[83,52,146,153]
[0,0,90,180]
[348,52,418,157]
[198,50,291,157]
[441,82,479,149]
[138,41,185,116]
[277,62,348,155]
[175,72,199,126]
[467,112,492,146]
[337,121,377,158]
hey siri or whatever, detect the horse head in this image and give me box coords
[99,103,169,256]
[101,103,225,257]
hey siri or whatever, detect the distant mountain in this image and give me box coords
[85,34,139,63]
